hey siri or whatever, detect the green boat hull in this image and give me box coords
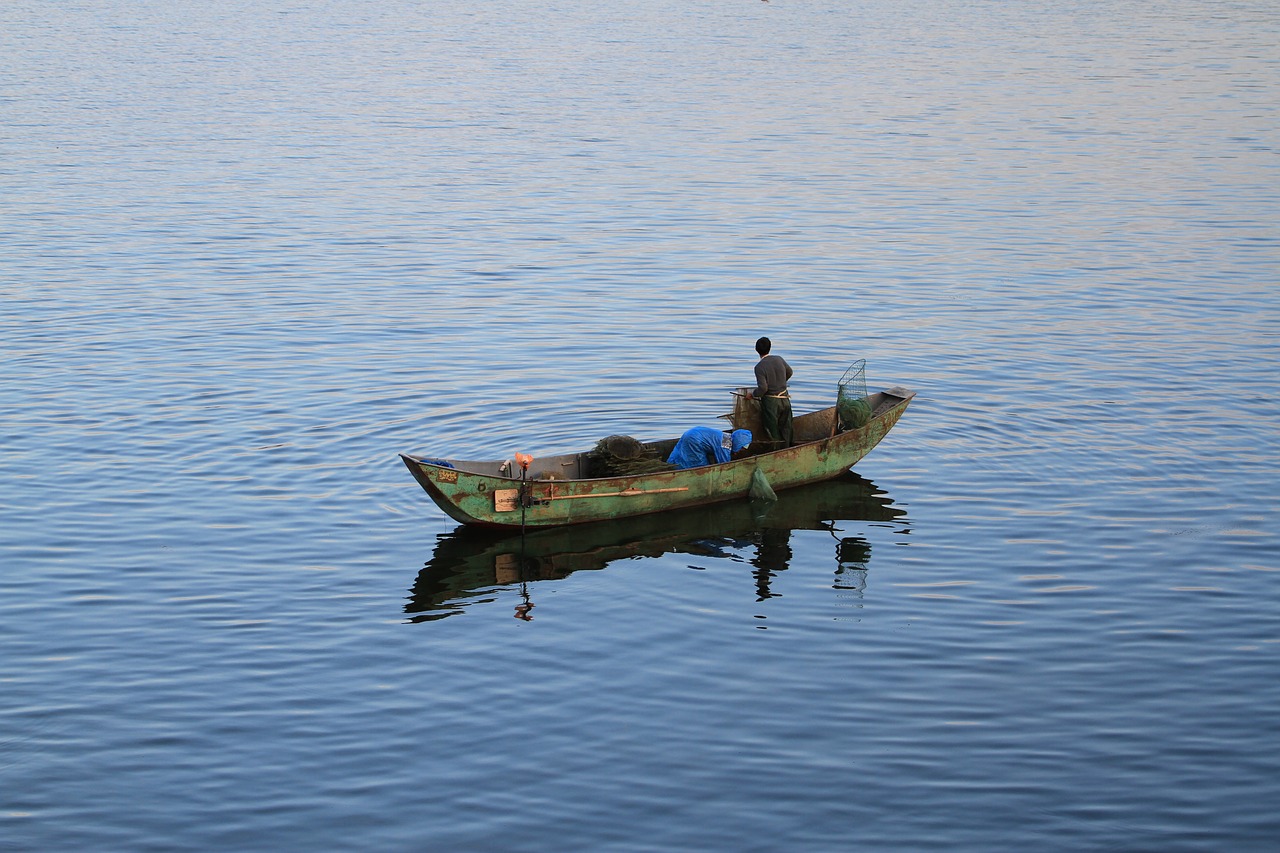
[401,388,914,529]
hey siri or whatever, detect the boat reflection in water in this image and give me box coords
[405,472,907,622]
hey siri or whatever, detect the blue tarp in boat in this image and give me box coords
[667,427,752,469]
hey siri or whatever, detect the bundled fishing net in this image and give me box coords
[587,435,676,477]
[837,359,872,430]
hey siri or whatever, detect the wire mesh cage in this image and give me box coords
[837,359,872,430]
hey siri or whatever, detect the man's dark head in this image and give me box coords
[755,337,771,356]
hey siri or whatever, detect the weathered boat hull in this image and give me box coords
[401,388,914,529]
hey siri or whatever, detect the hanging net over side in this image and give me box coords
[837,359,872,430]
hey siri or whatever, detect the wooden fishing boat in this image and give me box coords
[400,385,915,529]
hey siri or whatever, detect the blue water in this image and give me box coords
[3,0,1278,849]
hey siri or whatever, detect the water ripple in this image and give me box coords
[3,0,1279,850]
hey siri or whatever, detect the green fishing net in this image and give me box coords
[587,435,675,477]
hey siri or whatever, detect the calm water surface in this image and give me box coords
[3,0,1278,850]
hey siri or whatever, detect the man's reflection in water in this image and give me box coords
[751,527,793,601]
[834,535,872,597]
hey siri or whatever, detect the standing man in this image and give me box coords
[748,336,793,447]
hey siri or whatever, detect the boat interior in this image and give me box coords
[413,391,907,483]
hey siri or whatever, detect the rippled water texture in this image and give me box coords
[3,0,1278,849]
